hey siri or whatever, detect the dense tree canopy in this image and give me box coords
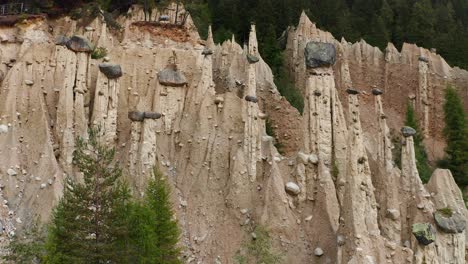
[10,0,468,70]
[440,86,468,187]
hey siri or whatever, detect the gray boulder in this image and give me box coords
[304,42,336,68]
[129,111,162,121]
[401,126,416,137]
[202,48,213,56]
[66,35,94,52]
[337,235,346,246]
[55,35,69,46]
[314,247,324,257]
[144,112,162,120]
[434,210,466,234]
[346,88,360,95]
[128,111,145,122]
[285,182,300,196]
[99,63,123,79]
[7,168,17,176]
[245,95,258,103]
[158,67,188,87]
[372,88,383,95]
[418,56,429,63]
[412,223,436,245]
[247,54,259,64]
[0,124,8,134]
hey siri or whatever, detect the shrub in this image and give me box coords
[91,47,108,59]
[234,225,282,264]
[2,221,46,263]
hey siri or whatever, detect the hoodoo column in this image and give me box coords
[243,24,260,181]
[417,56,430,138]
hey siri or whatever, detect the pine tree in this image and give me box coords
[404,102,433,183]
[440,86,468,186]
[407,0,436,47]
[145,168,181,264]
[44,128,131,264]
[122,167,181,263]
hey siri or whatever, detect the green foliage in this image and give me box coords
[332,160,339,179]
[43,0,468,69]
[437,207,453,217]
[439,86,468,187]
[404,102,433,183]
[70,2,101,21]
[3,221,47,263]
[103,11,123,30]
[91,47,108,59]
[144,168,181,264]
[274,67,304,114]
[185,2,212,39]
[117,167,181,263]
[390,128,402,169]
[234,226,282,264]
[44,127,131,264]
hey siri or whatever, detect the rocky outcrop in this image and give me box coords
[426,169,468,263]
[0,4,466,264]
[285,12,468,161]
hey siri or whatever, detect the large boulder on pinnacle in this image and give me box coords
[434,209,466,233]
[401,126,416,137]
[66,35,94,52]
[158,67,188,87]
[99,63,123,79]
[412,223,436,245]
[304,41,336,68]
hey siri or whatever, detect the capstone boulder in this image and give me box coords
[158,67,188,87]
[66,35,94,52]
[434,210,466,234]
[99,63,123,79]
[401,126,416,137]
[304,41,336,68]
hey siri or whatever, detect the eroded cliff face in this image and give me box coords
[0,5,466,263]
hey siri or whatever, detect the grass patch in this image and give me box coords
[437,207,453,217]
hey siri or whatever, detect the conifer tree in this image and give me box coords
[123,167,181,263]
[44,128,131,264]
[404,102,433,183]
[145,168,181,264]
[440,86,468,186]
